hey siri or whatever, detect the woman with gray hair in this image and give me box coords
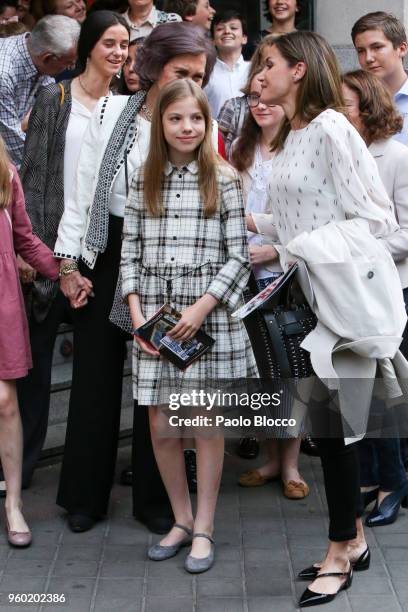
[53,20,216,534]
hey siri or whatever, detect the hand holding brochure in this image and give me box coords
[134,304,215,370]
[231,263,299,319]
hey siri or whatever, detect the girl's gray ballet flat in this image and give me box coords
[147,523,192,561]
[184,533,215,574]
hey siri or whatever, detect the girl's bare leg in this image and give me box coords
[149,406,193,545]
[191,435,224,558]
[0,380,29,533]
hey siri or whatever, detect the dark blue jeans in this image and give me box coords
[359,287,408,490]
[359,436,407,491]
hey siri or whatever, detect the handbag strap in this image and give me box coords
[264,313,293,378]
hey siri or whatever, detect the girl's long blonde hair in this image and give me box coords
[0,136,12,210]
[144,79,223,217]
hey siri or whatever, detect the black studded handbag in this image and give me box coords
[243,264,317,379]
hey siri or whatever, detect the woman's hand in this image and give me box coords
[59,268,93,308]
[168,294,218,342]
[70,287,92,309]
[246,214,258,233]
[249,245,279,265]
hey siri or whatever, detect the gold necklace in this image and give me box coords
[78,76,109,99]
[141,103,153,122]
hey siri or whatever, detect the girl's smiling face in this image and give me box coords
[89,24,129,78]
[163,96,206,165]
[268,0,298,23]
[249,75,285,129]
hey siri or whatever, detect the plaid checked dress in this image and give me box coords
[121,160,258,405]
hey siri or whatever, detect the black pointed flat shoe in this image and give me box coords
[298,547,370,580]
[366,481,408,527]
[299,567,353,608]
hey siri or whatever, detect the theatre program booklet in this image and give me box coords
[231,263,299,320]
[134,303,215,370]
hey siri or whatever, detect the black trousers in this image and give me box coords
[311,396,363,542]
[3,291,71,488]
[57,215,170,518]
[313,436,362,542]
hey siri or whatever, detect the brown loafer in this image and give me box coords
[6,520,32,548]
[283,480,310,499]
[238,469,279,487]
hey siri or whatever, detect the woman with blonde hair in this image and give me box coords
[121,78,256,574]
[0,136,59,547]
[342,69,408,526]
[248,30,403,606]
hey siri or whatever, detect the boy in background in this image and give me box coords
[164,0,215,31]
[352,11,408,145]
[205,10,249,118]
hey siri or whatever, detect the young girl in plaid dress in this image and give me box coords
[121,79,256,573]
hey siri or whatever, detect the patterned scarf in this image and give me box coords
[85,89,146,253]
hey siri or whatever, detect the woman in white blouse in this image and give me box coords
[247,31,399,607]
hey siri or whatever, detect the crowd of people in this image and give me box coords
[1,0,408,607]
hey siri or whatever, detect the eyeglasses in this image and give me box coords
[245,94,275,108]
[246,93,261,108]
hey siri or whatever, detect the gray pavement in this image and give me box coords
[0,445,407,612]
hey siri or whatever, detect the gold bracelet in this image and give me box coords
[59,261,79,277]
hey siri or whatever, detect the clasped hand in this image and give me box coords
[59,271,93,309]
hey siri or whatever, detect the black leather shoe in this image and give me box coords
[120,465,133,486]
[299,568,353,607]
[67,513,97,533]
[135,513,174,535]
[236,437,259,460]
[361,487,379,509]
[366,482,408,527]
[300,435,320,457]
[184,450,197,493]
[298,547,370,581]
